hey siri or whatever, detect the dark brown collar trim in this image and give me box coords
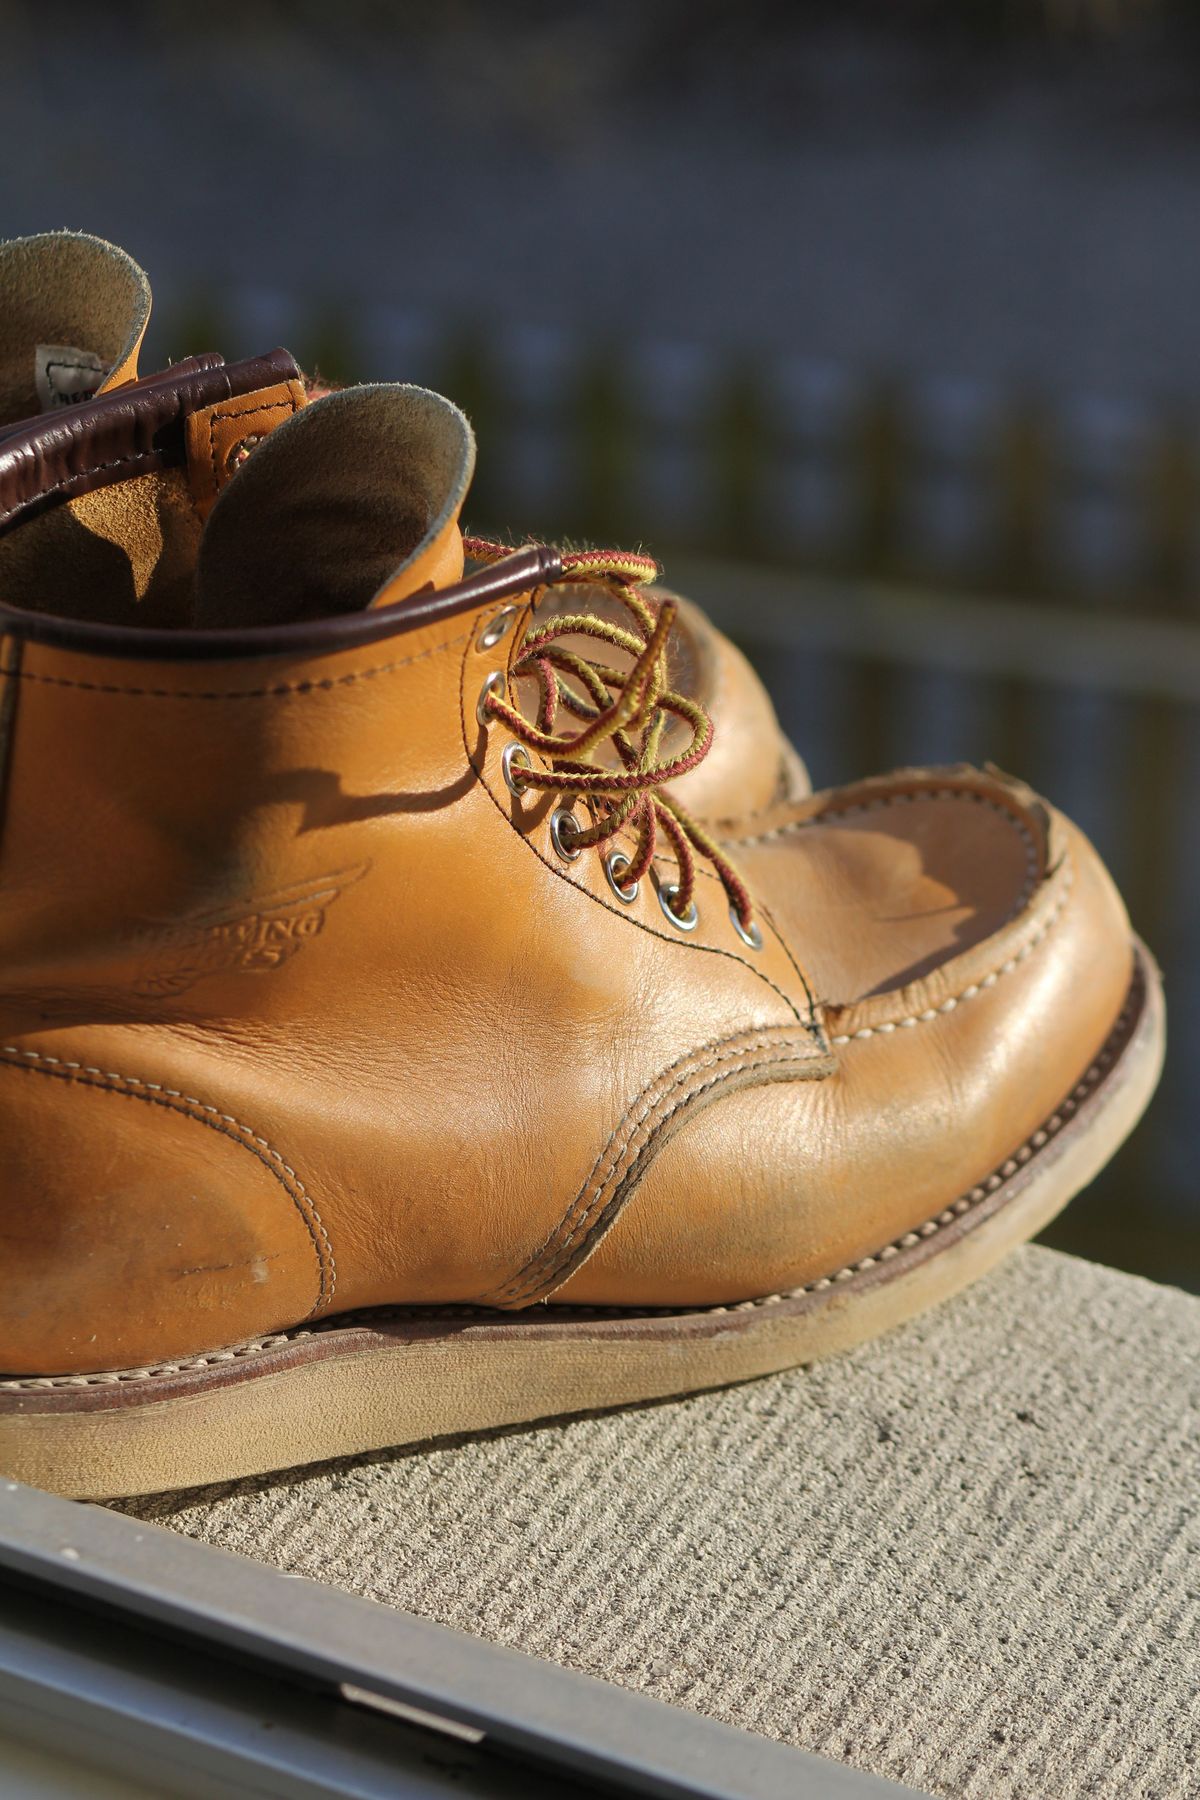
[0,547,564,663]
[0,346,563,662]
[0,349,300,539]
[0,353,227,449]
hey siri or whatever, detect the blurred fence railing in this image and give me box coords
[158,289,1200,615]
[154,290,1200,1288]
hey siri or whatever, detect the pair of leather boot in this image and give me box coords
[0,234,1163,1497]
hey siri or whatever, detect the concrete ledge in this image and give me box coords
[115,1246,1200,1800]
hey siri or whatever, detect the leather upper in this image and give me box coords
[0,377,1138,1376]
[0,226,809,819]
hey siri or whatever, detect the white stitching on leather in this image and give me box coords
[787,972,1130,1297]
[827,858,1074,1045]
[489,1031,825,1308]
[0,972,1134,1392]
[732,788,1041,912]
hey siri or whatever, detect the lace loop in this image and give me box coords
[466,535,757,936]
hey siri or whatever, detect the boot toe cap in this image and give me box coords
[555,770,1138,1309]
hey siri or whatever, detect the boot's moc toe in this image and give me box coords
[0,369,1162,1497]
[554,768,1147,1311]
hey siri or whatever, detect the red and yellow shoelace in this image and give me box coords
[465,536,756,936]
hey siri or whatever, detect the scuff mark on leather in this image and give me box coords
[173,1254,280,1283]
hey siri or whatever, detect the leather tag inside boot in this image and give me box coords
[185,378,307,521]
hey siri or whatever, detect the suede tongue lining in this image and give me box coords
[192,384,475,630]
[0,231,151,426]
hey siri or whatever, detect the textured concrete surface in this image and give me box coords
[116,1246,1200,1800]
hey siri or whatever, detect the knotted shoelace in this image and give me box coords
[464,535,756,935]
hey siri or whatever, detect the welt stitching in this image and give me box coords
[490,1033,814,1305]
[460,630,814,1026]
[507,852,1073,1295]
[0,448,161,528]
[0,955,1143,1391]
[787,971,1137,1294]
[828,857,1074,1045]
[0,989,1134,1391]
[12,627,470,700]
[0,1045,334,1316]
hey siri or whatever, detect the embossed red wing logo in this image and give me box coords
[131,865,369,999]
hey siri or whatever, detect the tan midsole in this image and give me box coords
[0,946,1164,1500]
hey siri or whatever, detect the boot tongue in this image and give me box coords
[193,384,475,629]
[0,232,151,426]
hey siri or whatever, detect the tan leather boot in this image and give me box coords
[0,367,1162,1498]
[0,228,807,815]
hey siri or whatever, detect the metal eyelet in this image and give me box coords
[477,606,519,651]
[604,851,640,904]
[658,883,699,932]
[225,433,264,475]
[477,669,505,726]
[502,742,533,796]
[550,806,583,862]
[730,906,764,951]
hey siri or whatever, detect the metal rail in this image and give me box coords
[0,1480,926,1800]
[669,557,1200,702]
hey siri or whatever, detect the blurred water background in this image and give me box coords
[2,0,1197,1286]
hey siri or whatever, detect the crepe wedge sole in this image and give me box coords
[0,941,1163,1500]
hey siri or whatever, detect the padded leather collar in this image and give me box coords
[0,350,563,661]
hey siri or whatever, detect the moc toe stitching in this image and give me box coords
[0,963,1146,1399]
[552,784,1131,1309]
[827,855,1076,1044]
